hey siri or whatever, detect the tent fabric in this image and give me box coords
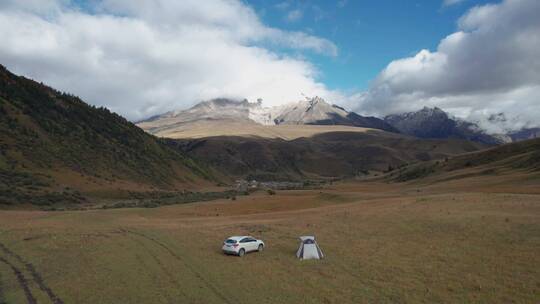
[296,236,324,260]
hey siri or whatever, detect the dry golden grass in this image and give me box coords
[0,177,539,303]
[141,119,371,140]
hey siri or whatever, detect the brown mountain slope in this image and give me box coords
[167,130,485,181]
[0,65,212,207]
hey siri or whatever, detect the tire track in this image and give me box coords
[127,234,189,300]
[0,256,37,304]
[121,229,234,304]
[0,267,5,304]
[0,242,64,304]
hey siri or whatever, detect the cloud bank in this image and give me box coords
[357,0,540,132]
[0,0,339,120]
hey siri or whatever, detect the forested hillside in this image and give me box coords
[0,65,211,206]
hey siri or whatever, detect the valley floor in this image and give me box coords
[0,178,539,303]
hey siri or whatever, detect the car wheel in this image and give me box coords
[258,244,264,252]
[238,248,245,257]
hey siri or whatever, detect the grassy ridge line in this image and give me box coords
[386,138,540,182]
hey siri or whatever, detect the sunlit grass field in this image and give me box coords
[1,179,539,303]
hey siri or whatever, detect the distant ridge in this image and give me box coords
[509,128,540,142]
[384,107,510,145]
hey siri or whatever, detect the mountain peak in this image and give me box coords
[274,96,348,125]
[419,106,447,116]
[307,96,325,106]
[385,107,507,145]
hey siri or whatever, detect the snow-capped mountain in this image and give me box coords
[138,98,271,135]
[137,96,397,135]
[142,98,268,124]
[384,107,511,145]
[273,96,349,124]
[272,96,397,132]
[138,99,535,145]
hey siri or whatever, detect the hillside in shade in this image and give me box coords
[168,130,485,181]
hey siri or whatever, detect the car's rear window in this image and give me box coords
[225,239,237,244]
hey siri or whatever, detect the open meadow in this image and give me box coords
[1,176,539,303]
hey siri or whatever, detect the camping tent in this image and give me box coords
[296,236,324,260]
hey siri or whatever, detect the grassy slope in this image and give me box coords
[0,65,212,207]
[387,138,540,183]
[0,181,538,303]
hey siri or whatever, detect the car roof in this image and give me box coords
[226,236,251,241]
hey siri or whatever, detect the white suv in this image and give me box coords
[222,236,264,257]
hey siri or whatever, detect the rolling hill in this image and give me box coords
[0,65,212,207]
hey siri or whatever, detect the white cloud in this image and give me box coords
[443,0,466,7]
[356,0,540,132]
[0,0,339,120]
[286,9,303,22]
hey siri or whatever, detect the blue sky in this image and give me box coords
[247,0,491,91]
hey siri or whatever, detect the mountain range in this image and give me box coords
[139,98,536,146]
[137,96,397,137]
